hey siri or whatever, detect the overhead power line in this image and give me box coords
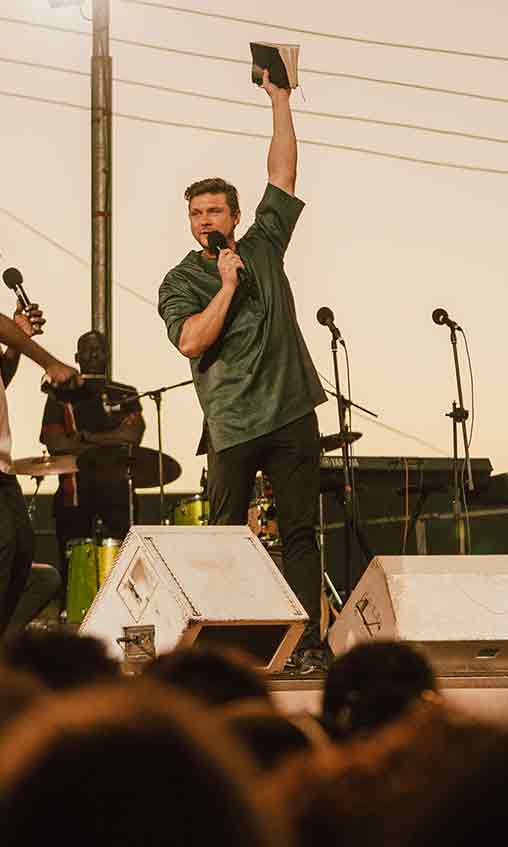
[120,0,508,63]
[1,56,505,145]
[0,207,156,308]
[1,15,507,104]
[1,87,506,176]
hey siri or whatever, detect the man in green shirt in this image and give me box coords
[159,70,328,673]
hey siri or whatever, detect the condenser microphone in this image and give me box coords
[316,306,345,344]
[206,231,255,292]
[2,267,31,310]
[432,307,460,330]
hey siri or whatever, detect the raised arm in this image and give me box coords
[262,69,297,196]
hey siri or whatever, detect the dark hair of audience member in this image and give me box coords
[259,699,508,847]
[322,640,437,738]
[0,680,288,847]
[0,665,47,733]
[220,699,329,771]
[145,644,272,706]
[1,629,120,691]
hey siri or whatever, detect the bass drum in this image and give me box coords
[174,494,210,526]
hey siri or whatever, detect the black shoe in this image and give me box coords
[286,646,330,676]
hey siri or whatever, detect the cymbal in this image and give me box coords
[77,445,181,489]
[319,431,363,453]
[10,454,78,476]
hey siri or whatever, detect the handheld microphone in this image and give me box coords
[432,307,460,331]
[2,267,31,310]
[207,231,255,290]
[102,394,113,416]
[316,306,345,344]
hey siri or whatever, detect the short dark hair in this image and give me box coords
[184,178,240,217]
[145,645,271,707]
[77,330,106,351]
[322,640,436,737]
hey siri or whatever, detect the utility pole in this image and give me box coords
[91,0,113,379]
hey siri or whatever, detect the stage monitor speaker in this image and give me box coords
[328,555,508,677]
[79,525,307,672]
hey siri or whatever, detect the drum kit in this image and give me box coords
[11,426,359,624]
[10,444,182,624]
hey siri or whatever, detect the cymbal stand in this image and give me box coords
[126,444,135,528]
[444,324,474,554]
[26,476,43,522]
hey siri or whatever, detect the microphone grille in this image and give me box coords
[207,231,228,257]
[432,308,448,326]
[2,267,23,291]
[316,306,334,326]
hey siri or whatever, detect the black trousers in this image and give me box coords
[5,563,61,639]
[0,475,34,637]
[207,411,322,646]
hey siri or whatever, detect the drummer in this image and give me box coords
[40,331,145,609]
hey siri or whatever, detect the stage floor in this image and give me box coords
[269,672,508,720]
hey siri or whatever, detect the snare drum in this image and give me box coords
[97,537,122,586]
[66,538,98,625]
[174,495,209,526]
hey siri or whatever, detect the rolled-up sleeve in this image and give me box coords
[158,270,201,350]
[247,183,305,255]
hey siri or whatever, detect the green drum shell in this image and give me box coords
[174,495,209,526]
[66,538,98,625]
[97,537,122,586]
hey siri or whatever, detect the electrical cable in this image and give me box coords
[1,16,508,104]
[458,327,475,554]
[1,87,506,175]
[120,0,508,63]
[2,56,506,145]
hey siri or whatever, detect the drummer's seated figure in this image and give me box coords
[40,331,145,607]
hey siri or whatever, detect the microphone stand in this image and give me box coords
[324,389,378,418]
[327,330,356,601]
[111,379,193,525]
[444,325,474,554]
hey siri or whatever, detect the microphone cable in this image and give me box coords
[458,326,475,554]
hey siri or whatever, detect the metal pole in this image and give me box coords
[91,0,113,380]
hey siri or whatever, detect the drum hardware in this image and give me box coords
[319,431,363,453]
[93,379,192,525]
[174,494,210,526]
[10,452,79,522]
[247,473,281,547]
[10,453,78,477]
[77,444,182,528]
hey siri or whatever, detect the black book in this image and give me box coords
[250,42,300,89]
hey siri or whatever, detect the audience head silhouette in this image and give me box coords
[145,644,271,706]
[1,630,120,691]
[322,640,437,738]
[0,680,284,847]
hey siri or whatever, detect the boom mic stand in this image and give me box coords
[432,308,474,554]
[317,307,357,600]
[109,379,193,524]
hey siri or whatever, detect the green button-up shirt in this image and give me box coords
[159,183,327,453]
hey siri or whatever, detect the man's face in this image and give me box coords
[188,192,240,251]
[76,333,107,375]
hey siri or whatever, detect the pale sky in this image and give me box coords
[1,0,506,496]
